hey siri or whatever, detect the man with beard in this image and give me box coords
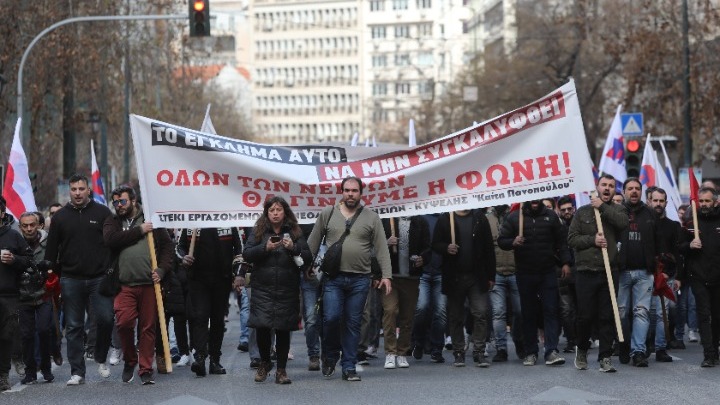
[44,174,114,385]
[306,176,392,382]
[103,186,174,384]
[616,178,658,367]
[498,200,570,366]
[647,188,682,363]
[681,187,720,367]
[568,174,628,372]
[486,205,524,361]
[556,196,578,353]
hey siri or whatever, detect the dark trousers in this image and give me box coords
[516,272,561,358]
[446,273,488,353]
[188,279,231,360]
[257,328,290,368]
[19,300,53,374]
[172,315,191,356]
[559,283,577,345]
[0,297,19,375]
[61,276,114,377]
[575,271,616,361]
[690,278,720,359]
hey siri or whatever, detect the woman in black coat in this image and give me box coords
[243,196,311,384]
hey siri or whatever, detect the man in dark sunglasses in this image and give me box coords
[103,185,174,384]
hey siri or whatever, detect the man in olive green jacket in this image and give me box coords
[568,174,628,373]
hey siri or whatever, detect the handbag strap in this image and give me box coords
[337,206,363,245]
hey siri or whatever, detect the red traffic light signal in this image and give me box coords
[189,0,211,37]
[626,139,641,153]
[625,138,643,178]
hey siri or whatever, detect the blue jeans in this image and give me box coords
[321,273,371,373]
[238,289,249,345]
[490,274,523,352]
[617,269,654,355]
[61,276,114,377]
[674,284,697,340]
[412,272,446,355]
[516,272,561,358]
[650,277,676,350]
[301,275,321,357]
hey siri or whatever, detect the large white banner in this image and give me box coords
[131,80,596,228]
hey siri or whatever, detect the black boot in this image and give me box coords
[209,358,227,375]
[191,355,207,377]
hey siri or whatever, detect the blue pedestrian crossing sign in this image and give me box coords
[621,113,643,137]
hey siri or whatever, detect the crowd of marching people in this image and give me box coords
[2,172,719,390]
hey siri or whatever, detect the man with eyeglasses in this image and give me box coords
[306,176,392,382]
[17,212,56,385]
[44,174,114,385]
[103,186,174,384]
[681,187,720,367]
[556,196,578,353]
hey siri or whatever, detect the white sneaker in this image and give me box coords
[98,363,111,378]
[689,330,699,342]
[365,345,378,358]
[66,375,85,385]
[108,348,121,366]
[288,351,294,360]
[396,356,410,368]
[384,354,397,369]
[176,354,191,367]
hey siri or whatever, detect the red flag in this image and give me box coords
[509,203,521,212]
[653,261,676,303]
[689,168,699,204]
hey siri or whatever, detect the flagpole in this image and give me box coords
[147,232,172,373]
[591,191,624,342]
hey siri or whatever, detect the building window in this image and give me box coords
[396,82,411,94]
[417,0,431,8]
[418,80,433,96]
[417,51,433,66]
[372,55,388,67]
[392,0,408,10]
[373,83,388,96]
[373,109,389,122]
[394,53,410,66]
[418,23,432,38]
[394,25,410,38]
[370,0,385,11]
[371,26,387,39]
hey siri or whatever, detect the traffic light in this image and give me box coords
[625,138,642,178]
[189,0,211,37]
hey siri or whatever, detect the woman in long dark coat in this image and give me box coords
[243,196,311,384]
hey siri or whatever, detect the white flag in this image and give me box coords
[200,104,217,134]
[2,118,37,217]
[408,119,417,147]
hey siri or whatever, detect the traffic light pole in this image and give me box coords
[16,14,186,147]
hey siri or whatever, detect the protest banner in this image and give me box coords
[131,79,596,228]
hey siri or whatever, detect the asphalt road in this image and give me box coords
[3,302,718,405]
